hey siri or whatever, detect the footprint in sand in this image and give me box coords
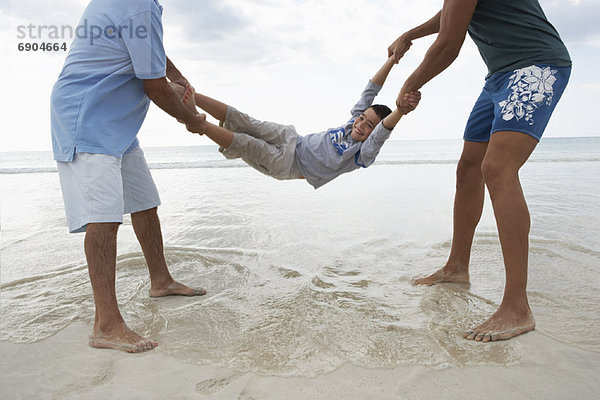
[195,373,244,395]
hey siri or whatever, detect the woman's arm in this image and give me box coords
[388,10,441,62]
[396,0,477,112]
[382,91,421,130]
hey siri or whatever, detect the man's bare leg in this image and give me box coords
[414,141,488,285]
[131,207,206,297]
[85,222,158,352]
[464,131,537,342]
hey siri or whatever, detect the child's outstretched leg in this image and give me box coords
[168,83,228,123]
[170,83,235,149]
[173,84,298,180]
[193,92,228,123]
[172,83,288,145]
[203,122,234,149]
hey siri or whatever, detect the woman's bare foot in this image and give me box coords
[89,322,157,353]
[464,306,535,342]
[149,280,207,298]
[413,266,470,286]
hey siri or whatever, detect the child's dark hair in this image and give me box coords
[370,104,392,120]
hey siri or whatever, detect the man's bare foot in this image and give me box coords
[89,322,157,353]
[413,267,470,286]
[464,307,535,342]
[149,280,207,298]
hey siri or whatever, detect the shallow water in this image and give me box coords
[1,138,599,375]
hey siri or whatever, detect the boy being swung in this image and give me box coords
[177,55,420,188]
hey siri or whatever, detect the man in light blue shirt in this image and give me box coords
[51,0,206,353]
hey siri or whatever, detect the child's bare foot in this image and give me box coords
[169,82,198,114]
[182,85,195,106]
[181,85,198,113]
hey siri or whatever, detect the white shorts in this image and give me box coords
[56,146,161,233]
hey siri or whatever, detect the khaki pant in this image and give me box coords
[220,107,302,180]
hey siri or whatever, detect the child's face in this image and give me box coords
[351,107,381,142]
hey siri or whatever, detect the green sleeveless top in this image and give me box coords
[468,0,572,77]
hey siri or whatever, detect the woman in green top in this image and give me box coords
[389,0,571,342]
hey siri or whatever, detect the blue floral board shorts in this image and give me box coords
[464,64,571,142]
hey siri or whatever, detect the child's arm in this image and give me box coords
[381,91,421,130]
[371,56,398,87]
[350,57,399,117]
[356,91,421,167]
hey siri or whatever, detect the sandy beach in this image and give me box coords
[2,141,599,399]
[4,0,600,395]
[1,322,599,399]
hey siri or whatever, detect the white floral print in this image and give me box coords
[499,65,558,125]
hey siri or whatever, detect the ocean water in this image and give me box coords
[1,138,599,375]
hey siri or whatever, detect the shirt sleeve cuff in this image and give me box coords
[367,79,383,91]
[370,122,393,144]
[136,70,167,80]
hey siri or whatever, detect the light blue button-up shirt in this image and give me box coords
[51,0,167,161]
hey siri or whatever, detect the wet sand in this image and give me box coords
[1,322,598,400]
[2,142,599,399]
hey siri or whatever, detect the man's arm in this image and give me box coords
[396,0,477,112]
[166,57,189,87]
[166,56,195,103]
[388,10,442,62]
[143,77,206,133]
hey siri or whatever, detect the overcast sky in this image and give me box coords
[1,0,599,151]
